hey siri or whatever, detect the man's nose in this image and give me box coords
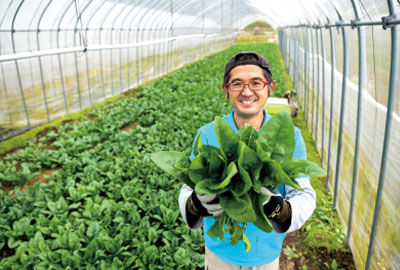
[241,83,253,95]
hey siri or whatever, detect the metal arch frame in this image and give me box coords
[56,0,76,114]
[108,0,136,93]
[319,22,326,167]
[332,8,348,210]
[147,1,172,78]
[125,0,147,86]
[115,0,138,90]
[11,0,31,130]
[347,0,365,245]
[135,0,160,84]
[83,0,106,99]
[366,0,399,269]
[139,0,165,83]
[326,16,336,191]
[72,0,97,106]
[314,18,321,152]
[35,0,55,123]
[150,0,175,77]
[97,0,124,96]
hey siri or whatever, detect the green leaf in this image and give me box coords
[195,162,237,194]
[173,247,190,266]
[237,124,259,150]
[281,159,326,178]
[215,116,239,160]
[243,232,251,252]
[193,133,202,157]
[250,191,273,233]
[266,160,303,190]
[208,213,228,241]
[87,221,100,238]
[220,192,256,223]
[229,223,244,246]
[237,141,262,195]
[151,151,193,187]
[188,154,208,184]
[258,111,294,163]
[151,151,185,179]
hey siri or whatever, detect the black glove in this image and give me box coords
[261,187,291,222]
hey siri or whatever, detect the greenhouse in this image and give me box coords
[0,0,399,269]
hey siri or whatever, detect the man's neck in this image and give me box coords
[233,110,265,131]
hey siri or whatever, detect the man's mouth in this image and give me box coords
[240,99,257,105]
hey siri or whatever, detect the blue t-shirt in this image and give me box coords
[191,109,307,267]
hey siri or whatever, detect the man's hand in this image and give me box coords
[261,187,291,223]
[187,192,224,217]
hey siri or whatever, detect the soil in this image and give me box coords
[280,230,356,270]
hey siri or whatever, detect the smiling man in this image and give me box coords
[178,51,316,270]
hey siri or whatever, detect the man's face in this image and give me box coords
[226,65,275,119]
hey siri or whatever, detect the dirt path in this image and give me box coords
[280,230,356,270]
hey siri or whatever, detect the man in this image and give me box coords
[178,51,316,269]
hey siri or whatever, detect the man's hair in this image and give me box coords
[223,51,273,85]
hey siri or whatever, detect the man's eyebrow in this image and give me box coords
[230,76,264,82]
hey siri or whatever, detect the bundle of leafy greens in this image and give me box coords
[151,111,326,251]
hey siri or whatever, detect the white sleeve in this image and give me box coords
[178,184,204,229]
[270,177,316,233]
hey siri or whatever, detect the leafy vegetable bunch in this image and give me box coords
[152,111,326,251]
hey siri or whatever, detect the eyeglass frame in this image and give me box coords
[222,80,270,92]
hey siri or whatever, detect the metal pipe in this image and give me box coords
[303,27,308,116]
[36,0,53,123]
[315,25,320,151]
[11,0,31,129]
[85,0,106,99]
[320,26,326,167]
[74,0,94,106]
[365,1,399,268]
[56,0,75,114]
[126,0,146,87]
[326,22,336,190]
[333,23,348,209]
[310,27,315,136]
[117,1,137,90]
[347,0,365,243]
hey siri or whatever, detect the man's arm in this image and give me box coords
[178,184,204,229]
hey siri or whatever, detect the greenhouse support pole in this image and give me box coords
[11,0,31,129]
[310,27,315,136]
[74,0,93,105]
[347,0,365,243]
[326,22,336,190]
[365,6,399,270]
[333,22,348,209]
[57,0,78,112]
[169,0,174,72]
[314,25,320,151]
[288,31,291,78]
[107,0,124,93]
[320,26,326,167]
[119,2,137,88]
[303,27,309,120]
[85,0,106,99]
[113,0,135,92]
[36,0,52,122]
[293,38,297,89]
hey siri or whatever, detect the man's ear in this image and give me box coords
[269,80,277,97]
[223,87,229,99]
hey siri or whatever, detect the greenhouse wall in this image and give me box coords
[0,0,252,141]
[278,1,400,269]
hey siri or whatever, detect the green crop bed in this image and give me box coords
[0,42,338,269]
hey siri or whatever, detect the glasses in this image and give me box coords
[223,79,269,92]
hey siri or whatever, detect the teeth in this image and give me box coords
[241,100,255,104]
